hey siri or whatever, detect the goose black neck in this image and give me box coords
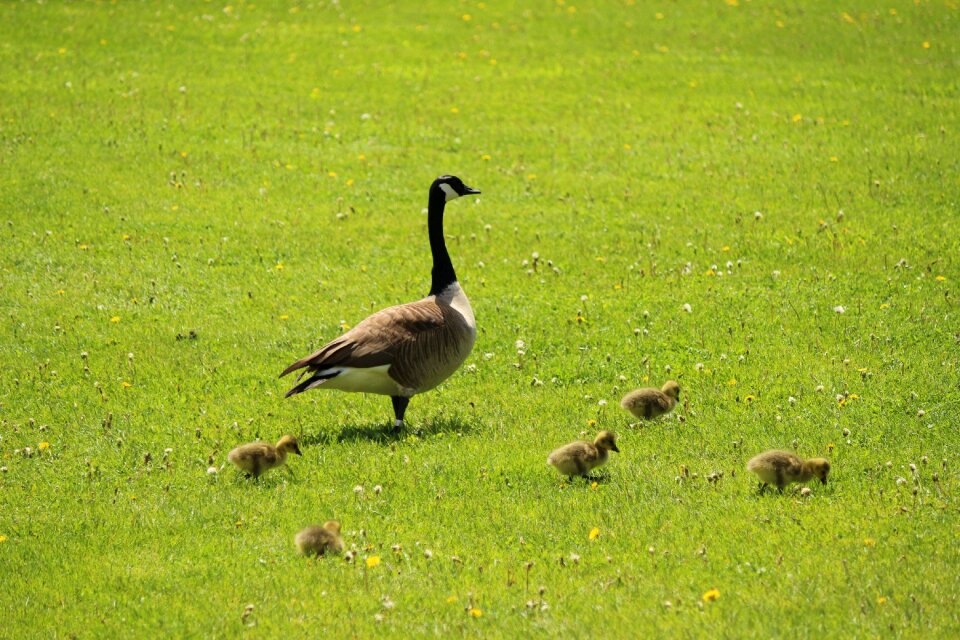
[428,188,457,296]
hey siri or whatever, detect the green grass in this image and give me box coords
[2,0,959,636]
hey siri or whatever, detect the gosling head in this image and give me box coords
[322,520,341,534]
[662,380,681,400]
[277,435,303,456]
[595,430,620,453]
[433,175,481,202]
[807,458,830,484]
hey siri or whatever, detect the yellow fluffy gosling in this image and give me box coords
[295,521,344,557]
[747,450,830,493]
[620,381,680,420]
[547,431,620,479]
[227,435,302,478]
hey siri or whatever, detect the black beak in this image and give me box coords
[294,447,303,456]
[821,478,827,485]
[462,185,481,195]
[611,444,620,453]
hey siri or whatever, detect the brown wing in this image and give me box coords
[279,298,447,379]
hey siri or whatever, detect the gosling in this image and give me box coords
[227,435,302,479]
[747,450,830,493]
[295,521,344,557]
[620,381,680,420]
[547,431,620,479]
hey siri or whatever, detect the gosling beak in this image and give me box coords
[821,477,827,485]
[294,446,303,456]
[611,444,620,453]
[462,185,481,195]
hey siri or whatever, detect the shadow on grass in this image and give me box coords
[298,413,481,447]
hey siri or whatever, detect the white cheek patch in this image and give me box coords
[439,183,458,201]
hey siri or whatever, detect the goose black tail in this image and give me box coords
[284,371,338,398]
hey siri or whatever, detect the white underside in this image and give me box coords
[319,364,406,396]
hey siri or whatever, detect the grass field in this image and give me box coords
[2,0,959,636]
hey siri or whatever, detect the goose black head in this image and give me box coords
[433,175,481,202]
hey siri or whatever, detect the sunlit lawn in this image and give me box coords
[1,1,959,636]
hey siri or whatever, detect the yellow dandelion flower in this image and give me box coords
[78,244,89,250]
[481,154,491,161]
[446,595,458,603]
[57,289,65,295]
[827,443,835,452]
[469,608,482,617]
[121,381,132,388]
[526,174,537,181]
[864,538,876,547]
[744,395,755,402]
[357,154,366,161]
[567,5,576,13]
[279,315,289,321]
[587,419,597,427]
[366,555,381,568]
[877,596,887,604]
[340,321,351,331]
[655,12,664,19]
[0,535,7,543]
[591,482,598,490]
[171,204,179,211]
[704,268,716,276]
[880,303,890,309]
[38,442,50,450]
[722,245,730,252]
[58,47,67,54]
[100,39,108,45]
[327,171,337,178]
[841,12,856,24]
[724,0,738,6]
[352,25,362,32]
[702,588,720,602]
[489,59,497,65]
[346,179,354,186]
[110,316,121,323]
[776,20,785,28]
[275,263,284,270]
[462,14,472,21]
[791,114,803,123]
[728,378,737,385]
[922,41,930,49]
[588,527,600,541]
[935,275,946,281]
[450,107,459,114]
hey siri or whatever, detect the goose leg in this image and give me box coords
[391,396,410,431]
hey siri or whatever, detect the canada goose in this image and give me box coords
[620,381,680,420]
[281,176,480,430]
[227,435,302,478]
[295,521,345,557]
[547,431,620,479]
[747,450,830,493]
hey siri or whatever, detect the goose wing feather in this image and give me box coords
[280,298,469,389]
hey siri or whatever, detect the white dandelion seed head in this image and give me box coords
[682,303,692,313]
[373,484,383,494]
[833,305,846,314]
[207,466,218,475]
[353,485,364,495]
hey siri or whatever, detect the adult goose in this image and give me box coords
[280,175,480,430]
